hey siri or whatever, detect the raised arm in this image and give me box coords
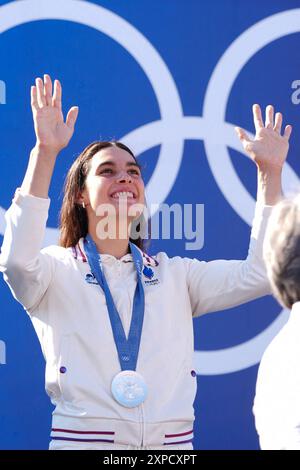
[0,75,78,312]
[21,74,78,198]
[187,105,292,316]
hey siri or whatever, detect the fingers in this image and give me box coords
[252,104,264,133]
[31,85,38,110]
[265,105,274,128]
[253,104,292,140]
[33,75,54,108]
[235,126,251,143]
[267,106,292,140]
[44,74,53,106]
[284,125,292,141]
[274,112,282,134]
[66,106,79,129]
[36,77,47,108]
[52,79,62,110]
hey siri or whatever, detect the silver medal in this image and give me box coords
[111,370,147,408]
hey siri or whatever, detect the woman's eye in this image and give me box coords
[99,168,140,176]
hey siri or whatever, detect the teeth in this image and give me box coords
[112,191,134,199]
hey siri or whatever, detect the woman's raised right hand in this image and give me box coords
[31,74,79,154]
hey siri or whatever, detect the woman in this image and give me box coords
[0,74,292,450]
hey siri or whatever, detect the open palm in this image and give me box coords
[31,75,79,153]
[235,104,292,170]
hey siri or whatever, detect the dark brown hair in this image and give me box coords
[59,141,149,251]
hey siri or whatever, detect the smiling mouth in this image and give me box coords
[110,191,136,199]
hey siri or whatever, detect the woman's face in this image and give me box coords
[81,146,145,219]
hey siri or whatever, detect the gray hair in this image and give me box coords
[264,194,300,309]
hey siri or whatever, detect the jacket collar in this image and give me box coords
[68,237,159,267]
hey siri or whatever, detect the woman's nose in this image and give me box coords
[116,171,132,183]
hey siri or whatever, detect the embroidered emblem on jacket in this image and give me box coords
[143,266,154,279]
[142,266,160,286]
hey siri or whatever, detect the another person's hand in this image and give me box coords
[31,74,79,154]
[235,104,292,171]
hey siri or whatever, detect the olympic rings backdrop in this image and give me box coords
[1,0,300,449]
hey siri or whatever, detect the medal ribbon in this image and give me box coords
[84,235,145,372]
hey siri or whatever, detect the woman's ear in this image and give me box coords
[76,191,87,207]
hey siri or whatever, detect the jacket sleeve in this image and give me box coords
[184,204,272,317]
[0,189,55,313]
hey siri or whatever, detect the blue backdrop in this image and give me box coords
[1,0,300,450]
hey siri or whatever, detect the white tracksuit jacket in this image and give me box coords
[0,190,271,450]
